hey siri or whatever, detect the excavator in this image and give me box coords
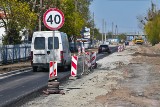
[133,36,144,45]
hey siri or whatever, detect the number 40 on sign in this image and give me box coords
[43,8,65,31]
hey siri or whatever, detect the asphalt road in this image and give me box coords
[0,45,118,107]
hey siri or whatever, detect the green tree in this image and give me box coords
[138,2,160,45]
[145,14,160,45]
[107,32,113,39]
[118,33,127,43]
[29,0,93,38]
[0,0,37,44]
[93,28,101,40]
[1,0,93,44]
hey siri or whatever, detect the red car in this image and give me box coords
[98,44,111,54]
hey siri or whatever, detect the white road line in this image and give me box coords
[0,69,32,80]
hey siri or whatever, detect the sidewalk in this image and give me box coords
[0,61,31,74]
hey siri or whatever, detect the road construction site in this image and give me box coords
[1,44,160,107]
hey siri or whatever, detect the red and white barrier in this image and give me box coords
[82,46,85,53]
[118,45,125,52]
[91,52,96,67]
[118,46,121,52]
[129,41,133,46]
[78,46,81,55]
[71,55,78,77]
[85,52,91,67]
[120,45,123,51]
[49,61,57,79]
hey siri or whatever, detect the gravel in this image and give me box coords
[21,45,133,107]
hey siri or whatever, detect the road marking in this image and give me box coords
[0,68,32,80]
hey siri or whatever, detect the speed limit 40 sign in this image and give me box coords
[43,8,65,30]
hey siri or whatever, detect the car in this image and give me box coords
[98,44,111,54]
[125,41,129,45]
[104,40,110,45]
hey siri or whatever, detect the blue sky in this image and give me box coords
[89,0,160,34]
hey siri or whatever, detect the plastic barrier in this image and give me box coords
[71,55,78,77]
[91,52,97,68]
[49,61,57,79]
[118,45,125,52]
[78,46,81,55]
[118,46,121,52]
[82,46,85,54]
[85,52,91,68]
[120,45,123,52]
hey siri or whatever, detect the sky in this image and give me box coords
[89,0,160,35]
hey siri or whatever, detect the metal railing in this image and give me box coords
[0,44,31,64]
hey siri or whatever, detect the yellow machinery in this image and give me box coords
[133,36,144,45]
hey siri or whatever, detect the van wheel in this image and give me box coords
[33,66,38,72]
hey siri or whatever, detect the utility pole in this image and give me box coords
[92,12,94,45]
[115,25,117,38]
[117,25,118,38]
[105,21,107,42]
[102,19,104,44]
[39,0,42,31]
[112,22,114,38]
[74,0,78,52]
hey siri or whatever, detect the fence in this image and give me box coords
[0,44,31,64]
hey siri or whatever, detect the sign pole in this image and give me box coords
[43,8,65,94]
[52,30,55,81]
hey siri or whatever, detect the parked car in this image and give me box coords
[104,40,110,45]
[98,44,111,54]
[31,31,71,72]
[125,41,129,45]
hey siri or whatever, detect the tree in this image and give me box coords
[138,2,160,45]
[29,0,93,38]
[118,33,127,43]
[1,0,93,44]
[107,32,113,39]
[145,14,160,45]
[0,0,37,44]
[93,28,101,40]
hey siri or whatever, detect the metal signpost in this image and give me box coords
[43,8,65,95]
[43,8,64,80]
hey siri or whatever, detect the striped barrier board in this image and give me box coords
[82,46,85,53]
[85,52,91,67]
[49,61,57,79]
[78,46,81,55]
[120,45,123,52]
[71,55,78,77]
[91,52,96,66]
[118,46,121,52]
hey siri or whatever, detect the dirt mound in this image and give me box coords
[152,43,160,53]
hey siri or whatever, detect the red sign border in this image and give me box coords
[43,8,65,30]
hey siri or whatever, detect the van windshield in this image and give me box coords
[34,37,45,50]
[48,37,59,49]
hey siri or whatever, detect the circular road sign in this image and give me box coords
[43,8,65,30]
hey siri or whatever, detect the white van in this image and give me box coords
[31,31,71,72]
